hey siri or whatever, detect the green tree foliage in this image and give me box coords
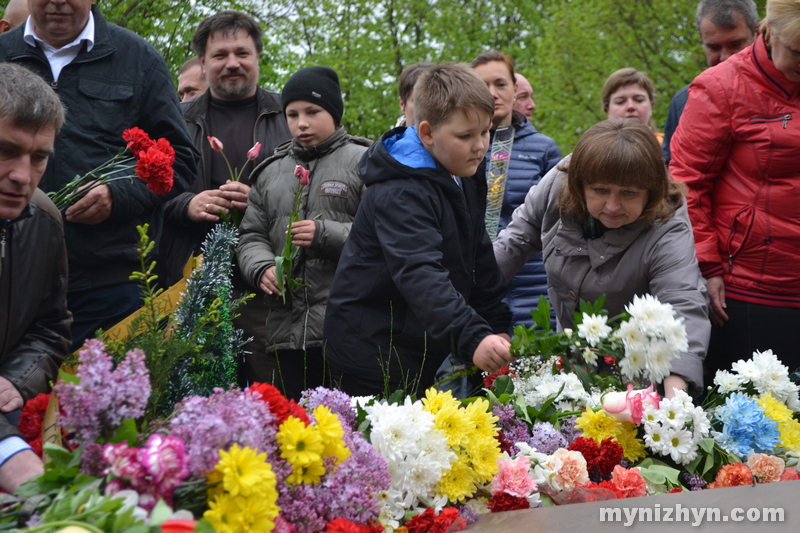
[102,0,764,150]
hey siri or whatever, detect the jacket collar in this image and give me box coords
[183,86,283,124]
[752,33,800,100]
[290,126,348,162]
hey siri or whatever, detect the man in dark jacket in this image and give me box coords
[0,63,70,493]
[661,0,757,164]
[0,1,196,351]
[160,11,291,385]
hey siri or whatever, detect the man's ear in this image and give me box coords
[417,120,433,147]
[0,20,11,33]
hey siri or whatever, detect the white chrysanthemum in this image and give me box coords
[393,452,448,496]
[615,319,648,349]
[577,313,612,347]
[620,345,647,380]
[664,427,694,464]
[367,398,433,462]
[582,347,598,365]
[645,338,679,384]
[689,406,711,441]
[731,358,761,382]
[670,388,694,410]
[662,318,689,352]
[658,396,689,429]
[643,422,668,453]
[714,370,744,394]
[625,295,676,336]
[642,403,660,425]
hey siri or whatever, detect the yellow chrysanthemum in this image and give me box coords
[213,444,276,498]
[286,456,327,485]
[312,405,351,463]
[234,490,280,532]
[432,402,471,447]
[277,416,324,469]
[204,493,244,533]
[466,437,502,481]
[206,469,224,498]
[759,393,800,453]
[614,422,648,462]
[437,455,477,503]
[422,388,461,415]
[576,408,620,443]
[465,398,499,439]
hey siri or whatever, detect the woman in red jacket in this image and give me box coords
[670,0,800,378]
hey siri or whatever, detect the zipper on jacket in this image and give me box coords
[0,225,6,260]
[750,114,792,128]
[50,80,58,91]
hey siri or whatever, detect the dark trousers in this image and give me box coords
[705,299,800,384]
[273,347,326,401]
[232,288,278,388]
[68,283,141,352]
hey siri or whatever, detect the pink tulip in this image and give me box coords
[247,142,262,160]
[294,165,310,186]
[207,136,224,152]
[602,384,660,425]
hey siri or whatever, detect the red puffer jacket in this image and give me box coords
[670,34,800,308]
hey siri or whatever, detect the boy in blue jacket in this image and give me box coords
[324,63,515,397]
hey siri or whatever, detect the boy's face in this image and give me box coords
[286,100,337,149]
[418,110,491,178]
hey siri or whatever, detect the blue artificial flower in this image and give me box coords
[714,393,780,457]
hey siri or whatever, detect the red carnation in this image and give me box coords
[569,437,599,465]
[430,507,461,533]
[483,366,511,389]
[135,144,174,195]
[122,127,155,156]
[249,382,311,425]
[18,392,51,442]
[325,518,382,533]
[596,438,624,477]
[28,436,43,457]
[488,492,530,512]
[405,508,435,533]
[708,462,754,489]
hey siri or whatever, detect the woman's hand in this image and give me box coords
[706,275,728,326]
[473,334,514,372]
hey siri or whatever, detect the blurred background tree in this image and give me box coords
[100,0,766,151]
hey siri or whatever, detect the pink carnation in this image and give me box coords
[610,465,647,498]
[104,442,146,485]
[747,453,785,484]
[547,448,589,491]
[490,455,537,497]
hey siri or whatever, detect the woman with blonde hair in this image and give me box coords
[494,119,711,397]
[670,0,800,381]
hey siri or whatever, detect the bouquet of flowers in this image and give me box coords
[47,127,175,211]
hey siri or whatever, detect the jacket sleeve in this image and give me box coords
[372,186,495,363]
[468,229,512,338]
[493,164,560,283]
[237,170,277,289]
[646,204,711,391]
[0,217,70,401]
[107,49,198,224]
[543,138,562,175]
[310,175,366,260]
[661,86,688,165]
[668,74,733,278]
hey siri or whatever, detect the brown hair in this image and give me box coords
[470,50,516,82]
[179,56,202,75]
[398,63,434,104]
[558,119,684,226]
[413,63,494,130]
[601,68,655,113]
[191,11,263,57]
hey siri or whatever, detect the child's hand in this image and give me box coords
[473,334,514,372]
[291,220,316,247]
[259,266,279,294]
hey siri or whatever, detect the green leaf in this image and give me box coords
[493,375,514,396]
[194,519,217,533]
[109,418,140,445]
[148,499,173,526]
[540,494,556,507]
[58,368,81,385]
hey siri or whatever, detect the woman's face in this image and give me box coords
[770,31,800,82]
[584,182,649,228]
[606,84,653,125]
[473,60,516,128]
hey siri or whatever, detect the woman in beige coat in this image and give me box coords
[493,120,710,396]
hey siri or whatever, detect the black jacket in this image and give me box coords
[159,88,291,285]
[323,127,511,392]
[0,6,197,291]
[0,191,71,442]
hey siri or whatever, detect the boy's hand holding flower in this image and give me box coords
[290,219,316,247]
[474,333,515,372]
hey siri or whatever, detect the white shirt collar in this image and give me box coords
[23,11,95,53]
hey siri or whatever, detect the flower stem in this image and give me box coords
[26,520,105,533]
